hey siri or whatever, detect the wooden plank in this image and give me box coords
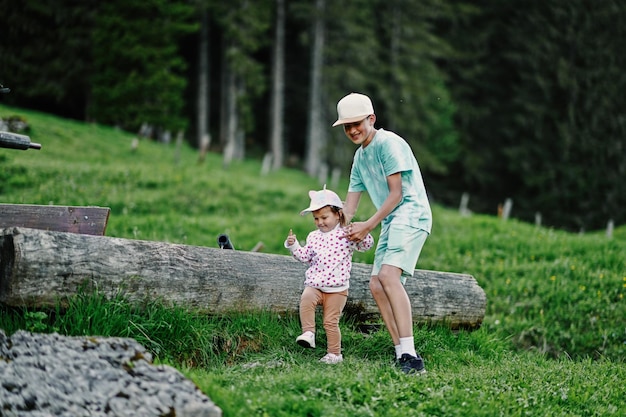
[0,227,487,329]
[0,204,110,236]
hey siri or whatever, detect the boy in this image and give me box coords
[333,92,432,374]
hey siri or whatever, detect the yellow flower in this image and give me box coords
[550,276,556,282]
[579,285,586,291]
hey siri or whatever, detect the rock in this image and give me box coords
[0,330,222,416]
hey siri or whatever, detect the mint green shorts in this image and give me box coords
[372,223,429,285]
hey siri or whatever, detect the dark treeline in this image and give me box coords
[1,0,624,232]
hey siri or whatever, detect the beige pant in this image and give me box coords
[299,286,348,355]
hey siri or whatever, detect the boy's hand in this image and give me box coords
[346,221,369,242]
[287,228,296,246]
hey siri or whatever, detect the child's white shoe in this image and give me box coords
[296,331,315,348]
[319,353,343,364]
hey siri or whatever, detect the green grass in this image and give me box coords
[1,104,625,416]
[189,353,624,417]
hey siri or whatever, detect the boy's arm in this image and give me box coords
[343,191,362,224]
[348,172,402,242]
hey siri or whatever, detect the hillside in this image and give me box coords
[1,103,625,361]
[2,104,625,416]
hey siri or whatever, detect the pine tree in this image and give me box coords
[439,0,626,230]
[0,0,95,119]
[213,0,272,167]
[89,0,196,135]
[269,0,287,171]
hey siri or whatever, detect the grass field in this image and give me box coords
[1,104,625,416]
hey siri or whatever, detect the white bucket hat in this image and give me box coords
[332,93,374,127]
[300,185,344,216]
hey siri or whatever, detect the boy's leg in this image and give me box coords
[300,287,322,333]
[377,264,414,339]
[371,225,427,343]
[375,266,426,373]
[369,275,400,345]
[321,290,348,355]
[370,266,413,346]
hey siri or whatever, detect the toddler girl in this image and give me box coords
[285,186,373,364]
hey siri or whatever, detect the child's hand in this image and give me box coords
[346,221,369,243]
[287,228,296,246]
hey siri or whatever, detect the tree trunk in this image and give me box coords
[196,8,211,162]
[269,0,286,171]
[233,79,245,161]
[219,37,229,152]
[222,62,238,168]
[0,227,486,329]
[304,0,326,178]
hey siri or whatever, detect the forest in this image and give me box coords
[1,0,624,232]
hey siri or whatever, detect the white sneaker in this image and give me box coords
[296,331,315,348]
[319,353,343,364]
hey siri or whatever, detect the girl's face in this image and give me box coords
[311,206,341,233]
[343,114,376,147]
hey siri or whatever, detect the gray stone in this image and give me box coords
[0,330,222,416]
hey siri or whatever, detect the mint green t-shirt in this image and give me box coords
[348,128,432,233]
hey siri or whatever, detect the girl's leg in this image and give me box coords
[322,290,348,355]
[300,287,322,333]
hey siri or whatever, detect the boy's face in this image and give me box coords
[342,115,376,147]
[311,206,340,233]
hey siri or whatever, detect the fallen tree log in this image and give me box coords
[0,227,486,329]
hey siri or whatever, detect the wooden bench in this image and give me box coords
[0,204,110,236]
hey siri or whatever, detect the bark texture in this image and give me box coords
[0,227,486,329]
